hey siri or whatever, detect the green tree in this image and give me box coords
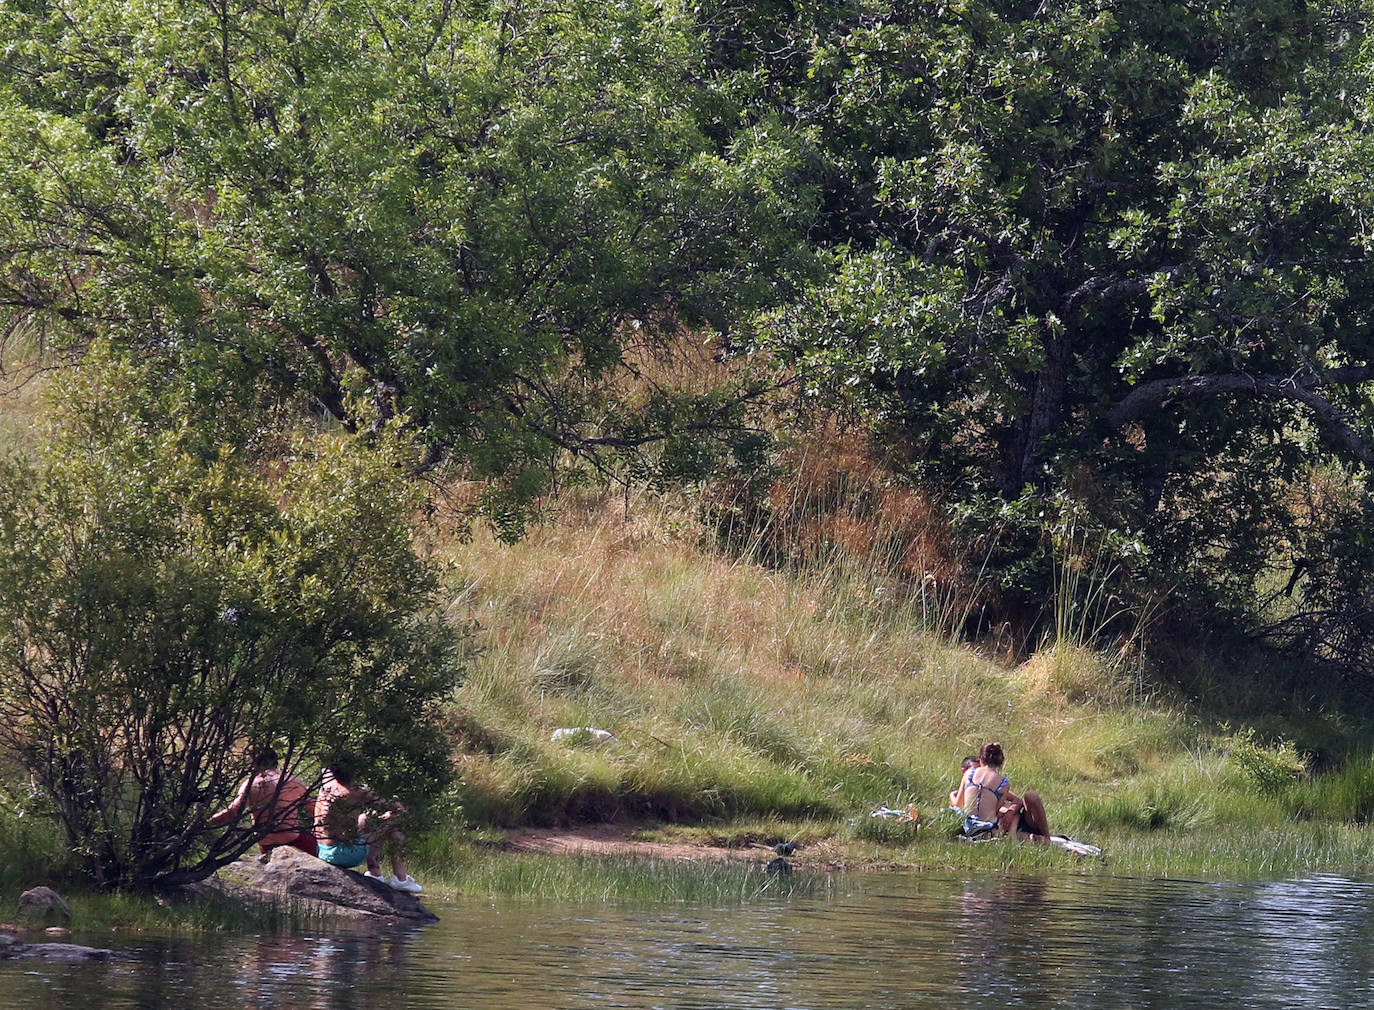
[0,349,459,889]
[733,0,1374,656]
[0,0,808,533]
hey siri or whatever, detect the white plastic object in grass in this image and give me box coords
[551,727,615,744]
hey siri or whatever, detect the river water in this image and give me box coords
[4,872,1371,1008]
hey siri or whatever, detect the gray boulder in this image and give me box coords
[217,846,438,923]
[0,933,118,961]
[18,886,70,925]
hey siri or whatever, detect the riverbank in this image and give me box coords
[411,816,1374,895]
[7,807,1374,936]
[429,486,1374,881]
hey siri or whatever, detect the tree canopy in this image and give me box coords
[6,0,1374,670]
[0,0,808,532]
[735,0,1374,659]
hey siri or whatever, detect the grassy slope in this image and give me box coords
[433,489,1374,881]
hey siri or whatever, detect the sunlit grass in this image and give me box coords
[409,842,820,904]
[441,490,1209,831]
[425,484,1374,884]
[1083,822,1374,880]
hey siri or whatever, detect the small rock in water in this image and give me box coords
[44,927,70,937]
[765,857,793,875]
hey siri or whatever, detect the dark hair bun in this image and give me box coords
[979,741,1005,767]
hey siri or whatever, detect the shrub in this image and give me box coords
[0,352,460,889]
[1223,727,1307,794]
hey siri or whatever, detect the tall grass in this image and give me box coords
[0,320,52,455]
[412,846,821,904]
[0,786,69,893]
[425,468,1374,882]
[440,488,1194,830]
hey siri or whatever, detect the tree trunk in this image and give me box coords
[999,335,1069,497]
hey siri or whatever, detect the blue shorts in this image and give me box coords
[961,815,998,838]
[317,841,370,868]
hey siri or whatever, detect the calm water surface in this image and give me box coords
[4,873,1372,1008]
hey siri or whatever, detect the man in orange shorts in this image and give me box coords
[208,747,318,856]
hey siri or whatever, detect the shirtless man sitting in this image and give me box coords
[313,751,421,893]
[949,754,980,808]
[207,746,318,856]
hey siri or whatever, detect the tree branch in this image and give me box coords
[1109,366,1374,464]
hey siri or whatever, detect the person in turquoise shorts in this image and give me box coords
[313,752,421,893]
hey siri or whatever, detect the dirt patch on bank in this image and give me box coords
[501,824,754,862]
[500,824,855,869]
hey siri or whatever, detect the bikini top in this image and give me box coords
[963,768,1009,816]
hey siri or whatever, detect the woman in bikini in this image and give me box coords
[952,741,1050,841]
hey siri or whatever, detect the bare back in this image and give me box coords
[246,769,312,847]
[960,765,1010,822]
[314,774,373,847]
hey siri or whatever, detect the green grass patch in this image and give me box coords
[411,842,818,904]
[1284,752,1374,823]
[433,493,1374,883]
[0,793,69,894]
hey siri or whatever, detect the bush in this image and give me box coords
[0,352,460,889]
[1223,727,1307,794]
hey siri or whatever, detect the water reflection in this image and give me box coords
[223,930,412,1010]
[947,876,1054,1003]
[3,874,1373,1009]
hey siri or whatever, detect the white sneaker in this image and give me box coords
[389,874,422,893]
[363,870,387,885]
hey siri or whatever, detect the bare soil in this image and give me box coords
[500,824,856,869]
[501,824,752,861]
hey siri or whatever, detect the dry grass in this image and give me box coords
[434,485,1196,829]
[0,331,52,454]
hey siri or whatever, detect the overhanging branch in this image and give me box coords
[1109,366,1374,465]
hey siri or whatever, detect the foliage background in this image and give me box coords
[5,0,1374,890]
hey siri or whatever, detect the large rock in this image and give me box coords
[18,886,70,925]
[217,846,438,923]
[0,933,119,961]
